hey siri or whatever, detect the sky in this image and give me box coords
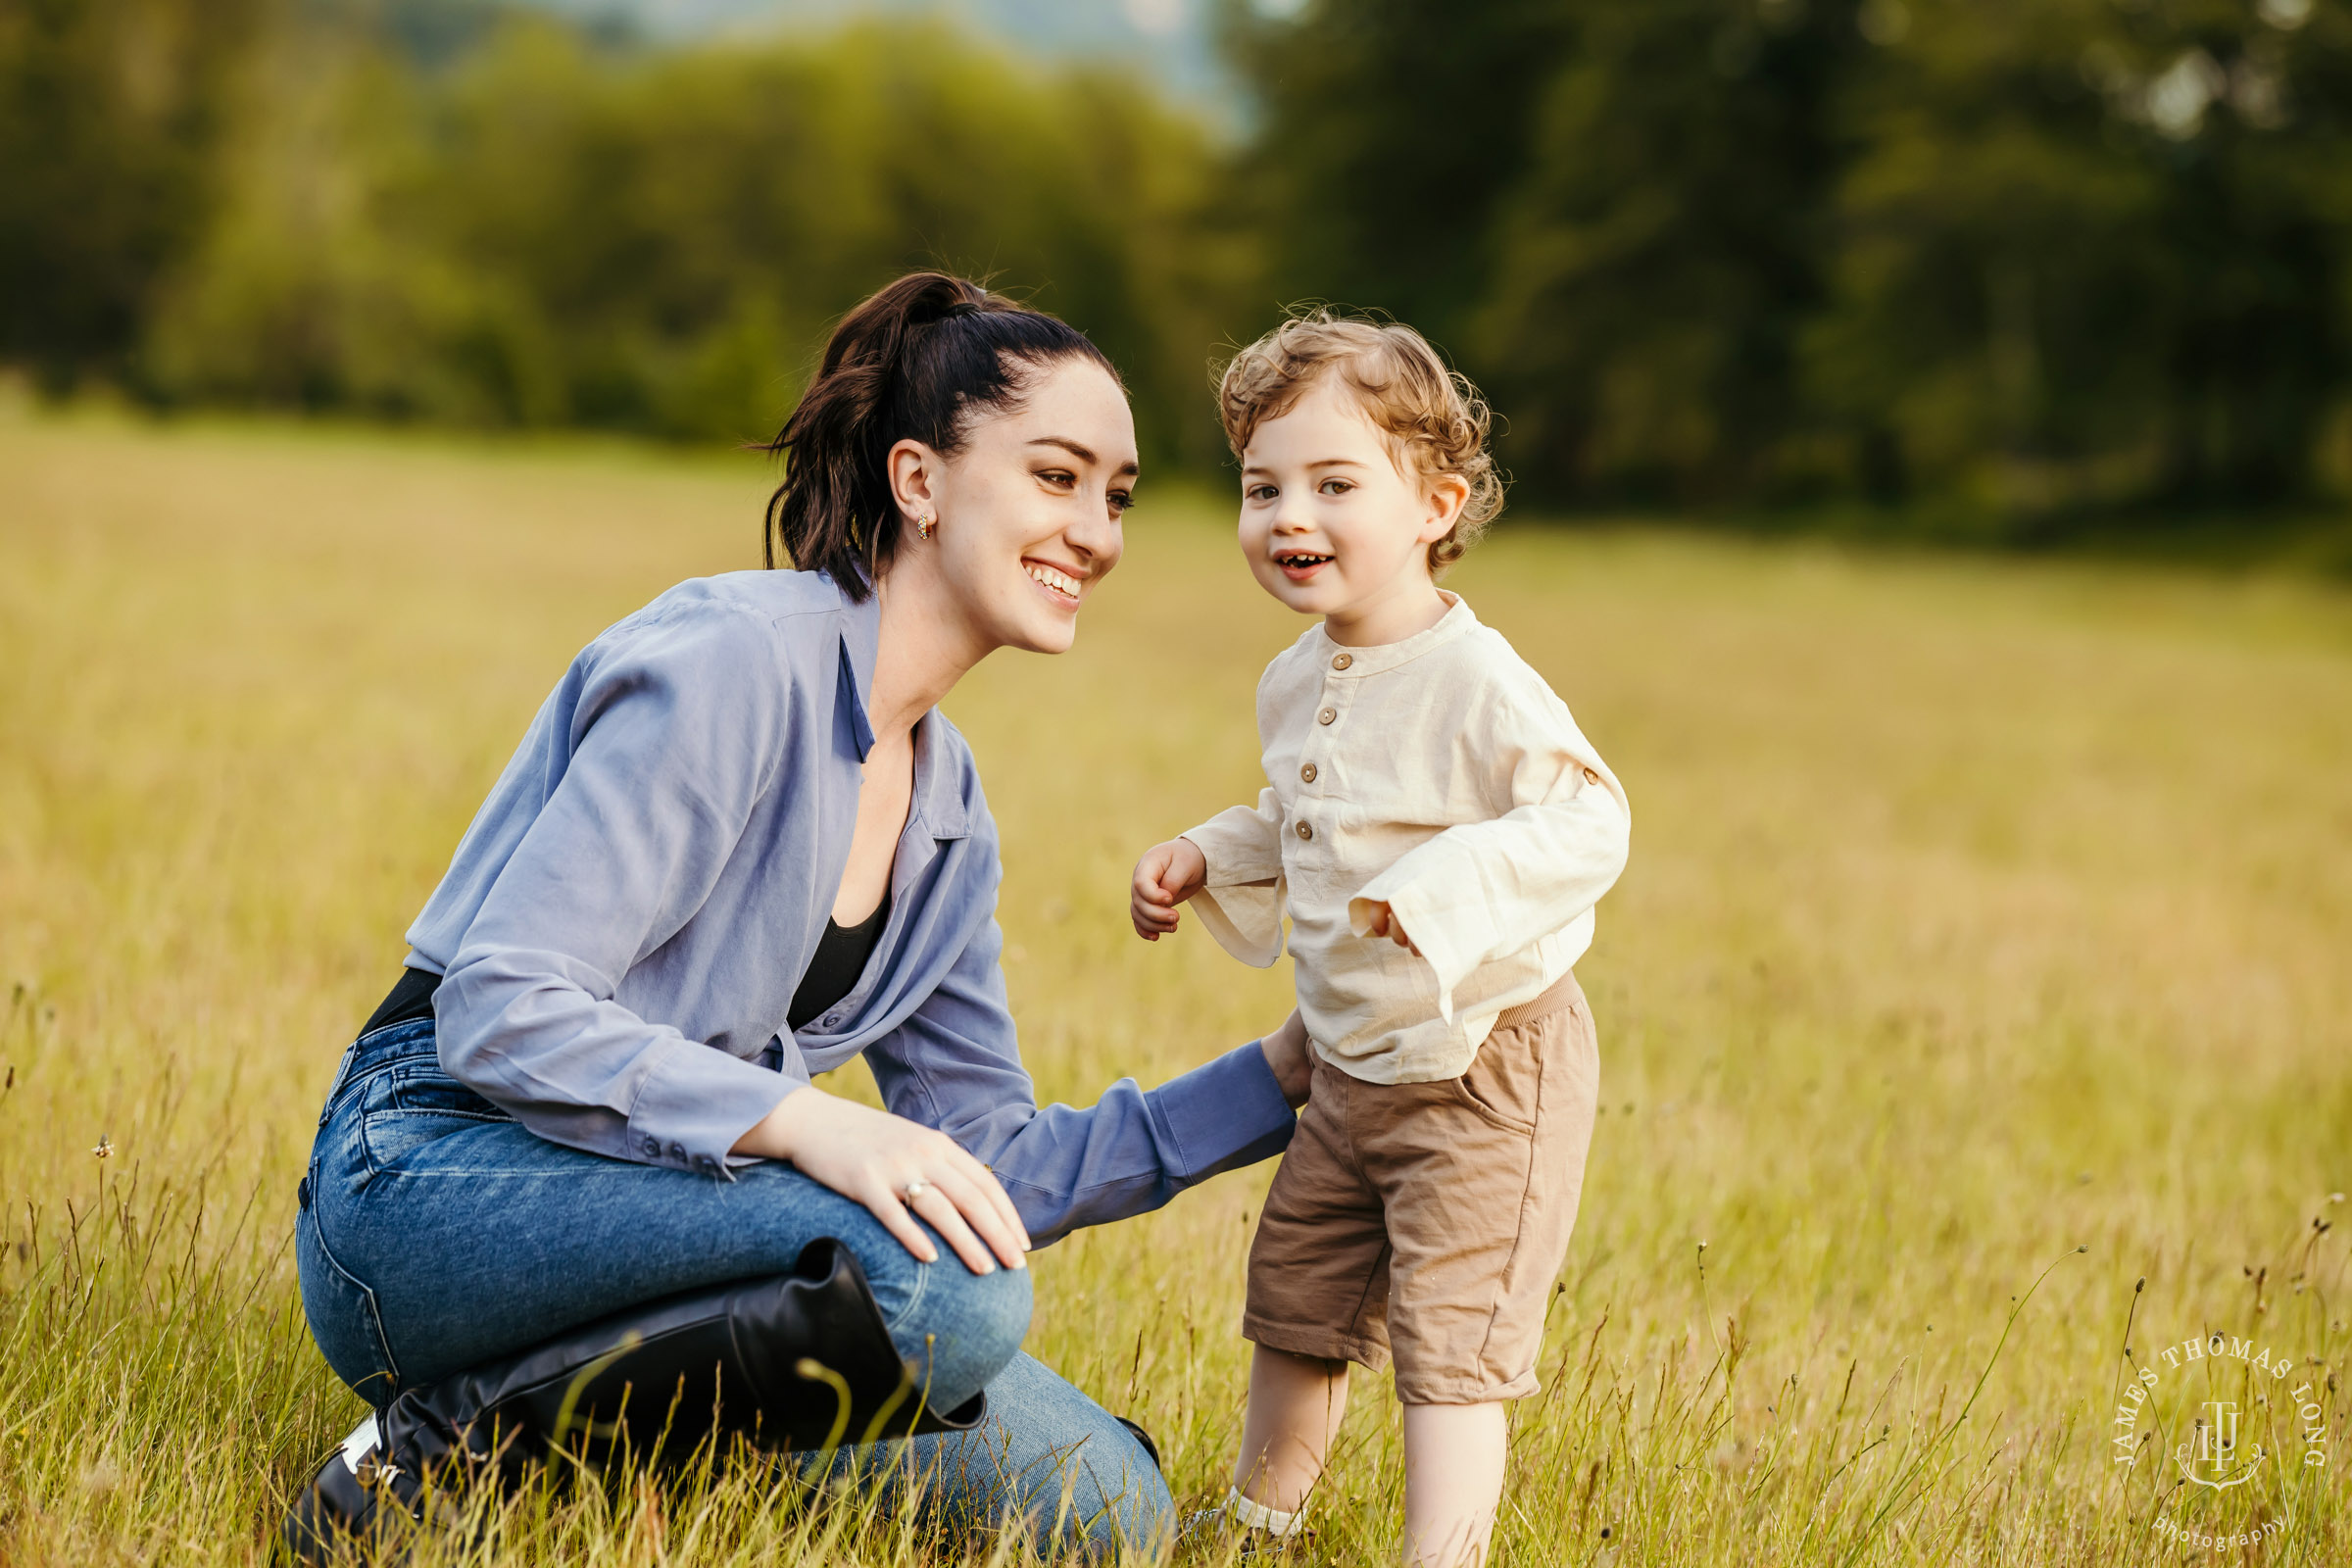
[514,0,1292,112]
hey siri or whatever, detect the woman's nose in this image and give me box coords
[1065,502,1120,565]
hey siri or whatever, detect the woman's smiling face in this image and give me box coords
[895,356,1136,656]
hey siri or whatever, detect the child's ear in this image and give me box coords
[1418,472,1472,545]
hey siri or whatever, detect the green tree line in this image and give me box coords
[4,0,1250,471]
[11,0,2352,523]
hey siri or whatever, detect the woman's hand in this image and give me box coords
[1130,837,1208,940]
[733,1087,1031,1274]
[1260,1008,1314,1108]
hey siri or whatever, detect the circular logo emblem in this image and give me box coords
[2110,1325,2331,1551]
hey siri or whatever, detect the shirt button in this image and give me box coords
[1300,762,1318,783]
[668,1141,687,1162]
[1582,766,1601,785]
[1296,820,1313,841]
[1317,707,1337,725]
[1331,653,1352,670]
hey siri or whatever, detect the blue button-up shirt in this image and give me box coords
[404,568,1296,1247]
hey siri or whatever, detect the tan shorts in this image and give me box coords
[1242,972,1599,1404]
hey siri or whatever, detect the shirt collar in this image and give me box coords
[829,573,970,842]
[1310,591,1479,677]
[834,574,882,760]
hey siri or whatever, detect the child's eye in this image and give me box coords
[1246,483,1278,503]
[1319,478,1353,496]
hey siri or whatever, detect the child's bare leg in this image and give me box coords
[1232,1345,1350,1513]
[1399,1401,1507,1567]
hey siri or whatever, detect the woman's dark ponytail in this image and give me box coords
[763,272,1119,599]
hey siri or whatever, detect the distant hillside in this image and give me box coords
[515,0,1242,109]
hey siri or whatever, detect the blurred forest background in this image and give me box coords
[11,0,2352,540]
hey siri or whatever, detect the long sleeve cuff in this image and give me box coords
[625,1034,800,1178]
[1145,1038,1297,1181]
[1185,881,1285,967]
[1182,811,1287,966]
[1350,855,1496,1025]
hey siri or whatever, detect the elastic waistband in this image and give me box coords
[1493,968,1585,1032]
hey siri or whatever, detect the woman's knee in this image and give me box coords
[1064,1452,1175,1560]
[896,1257,1032,1410]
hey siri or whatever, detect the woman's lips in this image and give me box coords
[1023,559,1083,607]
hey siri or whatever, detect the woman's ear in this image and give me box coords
[1419,471,1472,545]
[888,438,941,529]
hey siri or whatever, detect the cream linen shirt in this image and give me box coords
[1181,594,1630,1085]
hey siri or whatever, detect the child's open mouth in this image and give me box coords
[1273,549,1334,583]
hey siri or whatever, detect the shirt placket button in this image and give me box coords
[1331,653,1352,670]
[1300,762,1317,783]
[1296,820,1312,841]
[1317,707,1336,725]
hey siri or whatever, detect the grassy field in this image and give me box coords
[1,410,2347,1566]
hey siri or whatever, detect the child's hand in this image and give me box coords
[1359,900,1421,956]
[1131,838,1208,940]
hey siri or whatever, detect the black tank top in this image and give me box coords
[361,893,891,1042]
[786,892,891,1031]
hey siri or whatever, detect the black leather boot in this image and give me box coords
[284,1238,983,1564]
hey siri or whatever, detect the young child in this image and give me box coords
[1129,311,1631,1566]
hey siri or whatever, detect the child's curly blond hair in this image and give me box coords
[1215,308,1505,573]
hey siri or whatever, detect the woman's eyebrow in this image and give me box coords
[1028,436,1139,478]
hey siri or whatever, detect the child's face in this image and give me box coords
[1237,379,1465,631]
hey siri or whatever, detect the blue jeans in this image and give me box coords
[297,1019,1173,1555]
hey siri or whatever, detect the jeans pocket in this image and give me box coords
[359,1063,513,1172]
[297,1200,401,1405]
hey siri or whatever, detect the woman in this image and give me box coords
[290,273,1310,1560]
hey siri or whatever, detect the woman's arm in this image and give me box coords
[433,608,803,1175]
[863,909,1304,1250]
